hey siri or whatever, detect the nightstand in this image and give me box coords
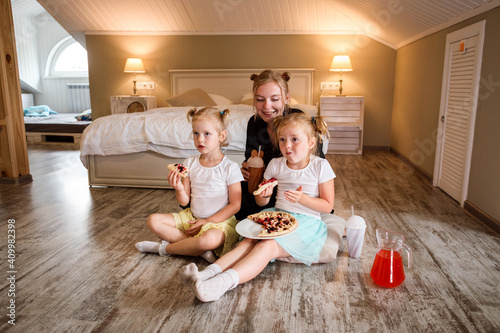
[320,94,364,154]
[110,95,157,114]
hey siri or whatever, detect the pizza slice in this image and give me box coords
[247,211,273,223]
[253,177,278,195]
[167,163,190,178]
[247,211,298,237]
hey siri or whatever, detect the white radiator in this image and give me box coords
[67,83,91,113]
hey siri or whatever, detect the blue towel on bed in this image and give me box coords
[24,105,58,117]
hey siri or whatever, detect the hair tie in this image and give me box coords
[220,110,224,115]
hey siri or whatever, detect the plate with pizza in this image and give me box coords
[236,211,299,239]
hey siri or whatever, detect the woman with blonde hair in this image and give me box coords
[237,69,326,219]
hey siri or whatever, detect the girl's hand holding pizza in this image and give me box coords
[167,170,184,191]
[258,184,274,198]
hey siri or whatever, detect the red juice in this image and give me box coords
[370,249,405,288]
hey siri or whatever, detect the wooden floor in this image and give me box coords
[1,144,499,333]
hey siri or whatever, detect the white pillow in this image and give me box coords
[209,94,233,106]
[291,103,318,116]
[241,92,253,101]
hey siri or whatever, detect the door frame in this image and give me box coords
[433,20,486,206]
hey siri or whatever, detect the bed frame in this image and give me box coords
[86,68,315,188]
[25,113,91,148]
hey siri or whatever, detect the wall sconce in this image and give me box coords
[124,58,145,96]
[330,55,353,97]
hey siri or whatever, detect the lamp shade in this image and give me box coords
[124,58,145,73]
[330,55,353,72]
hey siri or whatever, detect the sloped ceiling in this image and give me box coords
[12,0,500,49]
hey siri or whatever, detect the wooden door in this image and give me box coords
[433,21,485,206]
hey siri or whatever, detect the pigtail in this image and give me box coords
[312,116,330,143]
[250,74,258,81]
[220,108,231,128]
[187,108,197,123]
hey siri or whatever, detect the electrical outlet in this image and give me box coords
[136,82,155,90]
[320,82,340,90]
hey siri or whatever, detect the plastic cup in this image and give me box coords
[346,206,367,258]
[247,154,265,193]
[346,227,366,258]
[248,167,265,193]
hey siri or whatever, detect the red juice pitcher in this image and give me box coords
[370,228,412,288]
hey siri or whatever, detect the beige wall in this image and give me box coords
[86,17,500,223]
[86,34,396,147]
[391,6,500,222]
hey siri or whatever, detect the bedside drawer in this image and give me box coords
[326,125,362,154]
[321,95,364,154]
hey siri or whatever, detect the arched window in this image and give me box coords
[46,36,88,77]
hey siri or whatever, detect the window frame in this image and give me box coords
[45,36,89,78]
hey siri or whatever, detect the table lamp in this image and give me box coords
[330,55,353,97]
[124,58,145,95]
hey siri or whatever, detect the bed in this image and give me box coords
[25,111,91,147]
[80,68,317,189]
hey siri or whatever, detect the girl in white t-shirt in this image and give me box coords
[135,107,243,262]
[179,112,335,302]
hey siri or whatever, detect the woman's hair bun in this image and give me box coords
[281,72,291,82]
[250,74,258,81]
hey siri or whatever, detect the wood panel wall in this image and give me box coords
[12,12,41,92]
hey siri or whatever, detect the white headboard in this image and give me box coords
[170,69,315,105]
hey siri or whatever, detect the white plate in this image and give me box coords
[235,218,298,240]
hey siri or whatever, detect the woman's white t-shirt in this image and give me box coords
[183,155,243,218]
[263,156,335,218]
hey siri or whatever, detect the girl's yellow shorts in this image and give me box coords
[173,208,239,257]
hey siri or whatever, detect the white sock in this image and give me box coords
[135,241,160,253]
[193,268,239,302]
[179,263,222,288]
[158,240,170,257]
[199,264,222,281]
[200,250,217,263]
[135,240,170,256]
[179,263,200,287]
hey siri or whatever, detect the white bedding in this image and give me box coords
[80,104,254,168]
[79,103,319,168]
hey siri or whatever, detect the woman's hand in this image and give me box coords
[241,161,250,181]
[284,186,304,203]
[168,170,184,191]
[185,219,207,237]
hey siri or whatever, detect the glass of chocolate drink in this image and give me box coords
[247,149,265,193]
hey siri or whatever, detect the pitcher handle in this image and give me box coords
[402,244,412,269]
